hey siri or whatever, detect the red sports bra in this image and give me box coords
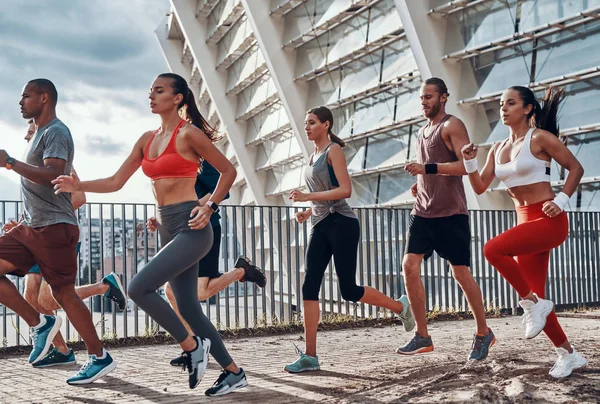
[141,120,198,180]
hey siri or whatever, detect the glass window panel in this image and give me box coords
[572,186,600,211]
[367,0,402,41]
[394,91,422,122]
[332,104,355,139]
[326,17,368,62]
[449,1,518,53]
[535,25,600,81]
[311,71,341,106]
[346,139,367,173]
[472,56,531,97]
[260,134,302,168]
[364,132,412,169]
[378,171,416,205]
[552,132,600,180]
[338,54,382,99]
[237,76,277,117]
[380,42,418,82]
[226,45,265,91]
[348,176,377,205]
[557,81,600,129]
[246,104,289,142]
[353,95,395,134]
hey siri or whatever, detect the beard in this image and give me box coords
[425,102,441,119]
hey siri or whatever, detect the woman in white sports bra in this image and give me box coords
[460,86,587,378]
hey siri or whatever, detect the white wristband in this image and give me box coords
[553,192,569,212]
[463,158,478,174]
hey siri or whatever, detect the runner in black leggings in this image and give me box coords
[53,73,247,395]
[285,106,415,373]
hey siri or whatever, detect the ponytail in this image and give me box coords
[536,87,565,137]
[157,73,219,142]
[328,132,346,148]
[307,105,346,148]
[509,85,565,137]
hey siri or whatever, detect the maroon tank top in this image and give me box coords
[412,114,468,218]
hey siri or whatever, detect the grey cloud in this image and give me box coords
[0,0,169,126]
[83,135,126,156]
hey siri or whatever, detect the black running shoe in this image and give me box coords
[180,336,211,389]
[235,256,266,288]
[170,355,185,367]
[205,368,248,396]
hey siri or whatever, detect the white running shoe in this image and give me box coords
[519,294,554,339]
[549,347,588,378]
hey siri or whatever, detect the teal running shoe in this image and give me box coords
[397,295,415,332]
[33,347,76,368]
[29,315,62,364]
[102,272,127,311]
[66,350,116,385]
[284,345,320,373]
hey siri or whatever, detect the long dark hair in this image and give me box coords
[307,106,345,148]
[158,73,218,141]
[509,86,565,137]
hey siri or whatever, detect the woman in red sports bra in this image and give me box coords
[461,86,587,378]
[52,73,248,395]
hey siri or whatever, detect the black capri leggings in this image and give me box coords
[302,213,365,302]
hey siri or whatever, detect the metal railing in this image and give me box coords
[1,201,598,348]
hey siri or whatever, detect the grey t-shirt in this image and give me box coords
[21,118,78,228]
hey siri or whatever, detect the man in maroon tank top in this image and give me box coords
[397,78,494,362]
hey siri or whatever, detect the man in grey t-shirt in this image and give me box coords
[0,79,115,385]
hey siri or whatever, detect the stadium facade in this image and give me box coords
[157,0,600,211]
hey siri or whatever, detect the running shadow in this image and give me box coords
[246,369,392,404]
[63,375,321,404]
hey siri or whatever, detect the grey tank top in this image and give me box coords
[304,144,356,227]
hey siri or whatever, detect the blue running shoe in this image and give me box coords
[67,350,117,385]
[468,328,496,361]
[102,272,127,311]
[284,344,320,373]
[33,347,76,368]
[397,332,434,355]
[29,315,62,364]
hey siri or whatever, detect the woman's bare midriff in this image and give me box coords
[507,181,556,206]
[151,177,198,206]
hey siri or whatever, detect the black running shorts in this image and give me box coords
[404,214,471,267]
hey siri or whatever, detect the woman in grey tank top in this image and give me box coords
[284,106,415,373]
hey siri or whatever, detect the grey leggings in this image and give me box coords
[128,200,232,369]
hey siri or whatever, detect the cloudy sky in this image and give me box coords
[0,0,170,203]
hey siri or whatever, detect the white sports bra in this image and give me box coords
[494,128,551,189]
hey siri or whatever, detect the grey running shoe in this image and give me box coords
[397,332,434,355]
[397,295,415,332]
[468,328,496,361]
[205,368,249,396]
[180,336,211,389]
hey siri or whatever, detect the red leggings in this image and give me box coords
[483,201,568,347]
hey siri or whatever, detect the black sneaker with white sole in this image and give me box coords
[170,355,185,367]
[235,256,266,288]
[205,368,248,397]
[180,336,211,389]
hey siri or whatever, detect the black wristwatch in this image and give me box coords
[206,201,219,212]
[5,156,16,170]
